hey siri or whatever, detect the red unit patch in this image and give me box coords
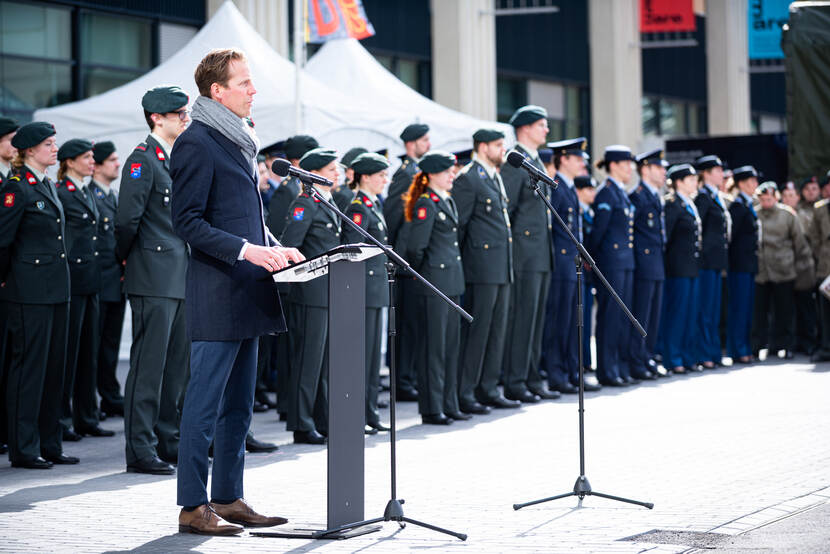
[430,193,440,202]
[364,199,373,207]
[26,172,37,185]
[417,207,427,220]
[66,182,76,191]
[352,213,363,225]
[155,146,165,161]
[3,193,14,207]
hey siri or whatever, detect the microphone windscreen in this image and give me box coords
[271,158,291,177]
[506,151,526,168]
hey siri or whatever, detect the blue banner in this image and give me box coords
[748,0,790,59]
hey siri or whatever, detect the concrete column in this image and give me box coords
[207,0,290,57]
[705,0,751,135]
[431,0,497,121]
[589,0,643,166]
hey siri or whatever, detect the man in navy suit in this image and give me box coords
[170,48,303,536]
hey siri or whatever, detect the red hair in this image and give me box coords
[403,171,430,222]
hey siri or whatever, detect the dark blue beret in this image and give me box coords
[141,85,189,114]
[93,141,116,164]
[299,147,338,172]
[0,116,19,137]
[508,105,547,128]
[58,138,94,161]
[350,152,389,175]
[400,123,429,143]
[418,151,456,174]
[472,128,504,143]
[284,135,319,160]
[11,122,56,150]
[341,147,368,168]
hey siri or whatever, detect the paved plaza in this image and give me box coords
[0,355,828,553]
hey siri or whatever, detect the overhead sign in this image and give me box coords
[748,0,790,59]
[307,0,375,44]
[640,0,696,33]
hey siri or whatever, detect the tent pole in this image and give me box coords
[294,0,305,133]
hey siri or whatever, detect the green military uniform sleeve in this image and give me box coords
[115,147,153,261]
[0,176,26,279]
[280,195,314,249]
[405,196,437,270]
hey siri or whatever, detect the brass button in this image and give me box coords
[456,256,461,260]
[94,251,98,256]
[628,242,633,248]
[104,217,109,222]
[454,241,458,246]
[613,243,618,249]
[568,207,573,212]
[368,270,374,276]
[508,237,513,243]
[35,259,40,264]
[484,244,489,249]
[440,263,445,269]
[156,246,162,251]
[60,253,65,258]
[56,218,61,223]
[644,248,650,254]
[57,235,62,240]
[76,258,81,263]
[486,198,491,204]
[165,188,170,194]
[453,227,457,232]
[92,236,97,241]
[524,230,530,236]
[561,249,566,254]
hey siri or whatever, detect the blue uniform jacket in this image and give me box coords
[629,181,665,281]
[550,173,581,281]
[728,193,759,274]
[587,178,635,272]
[170,120,286,341]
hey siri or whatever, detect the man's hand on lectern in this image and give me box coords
[245,245,305,273]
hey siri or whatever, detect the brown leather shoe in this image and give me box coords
[209,498,288,528]
[178,504,243,535]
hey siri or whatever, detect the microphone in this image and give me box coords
[271,158,334,187]
[506,151,558,190]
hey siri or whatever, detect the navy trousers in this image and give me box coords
[177,338,257,507]
[727,272,755,359]
[582,277,593,368]
[659,277,697,368]
[541,278,577,387]
[627,277,663,375]
[595,269,633,382]
[697,269,723,363]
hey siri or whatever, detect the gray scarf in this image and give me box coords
[190,95,260,176]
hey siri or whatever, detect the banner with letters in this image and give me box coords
[306,0,375,44]
[748,0,790,59]
[640,0,695,33]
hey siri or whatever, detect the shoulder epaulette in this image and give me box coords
[420,193,430,199]
[779,204,797,216]
[9,175,20,182]
[429,192,440,202]
[135,143,147,151]
[350,197,363,205]
[816,198,829,209]
[457,161,474,176]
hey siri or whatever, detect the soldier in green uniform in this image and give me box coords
[403,151,470,424]
[0,115,20,456]
[1,122,76,468]
[280,147,341,445]
[384,123,431,402]
[115,86,190,474]
[55,139,113,439]
[89,141,126,418]
[343,152,391,433]
[454,129,518,413]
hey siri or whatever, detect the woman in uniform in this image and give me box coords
[56,139,114,440]
[658,164,702,374]
[403,151,468,425]
[280,147,340,445]
[343,152,391,434]
[0,122,76,468]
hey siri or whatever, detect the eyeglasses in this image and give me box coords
[167,109,190,121]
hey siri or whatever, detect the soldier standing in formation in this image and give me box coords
[116,86,190,474]
[454,127,516,412]
[56,139,112,439]
[796,178,821,355]
[809,194,830,362]
[343,152,391,434]
[280,147,340,445]
[404,151,468,424]
[1,122,76,468]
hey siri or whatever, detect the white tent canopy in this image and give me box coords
[305,38,513,154]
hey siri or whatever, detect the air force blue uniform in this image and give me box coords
[727,188,759,359]
[695,183,730,364]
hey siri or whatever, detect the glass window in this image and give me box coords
[80,13,152,68]
[660,99,687,137]
[642,97,659,136]
[0,1,71,60]
[497,76,526,122]
[81,67,145,98]
[396,58,418,91]
[0,57,73,117]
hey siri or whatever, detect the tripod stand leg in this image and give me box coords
[588,490,654,509]
[311,516,386,539]
[401,516,467,541]
[513,491,577,511]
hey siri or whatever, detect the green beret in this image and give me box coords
[11,121,56,150]
[472,128,505,143]
[141,85,189,114]
[508,105,548,128]
[351,152,390,175]
[93,141,116,164]
[341,147,368,168]
[284,135,319,160]
[400,123,429,143]
[299,147,338,172]
[418,151,456,174]
[58,138,94,161]
[0,116,19,137]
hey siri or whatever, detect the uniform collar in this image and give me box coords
[608,176,626,192]
[91,179,111,195]
[557,172,574,189]
[579,200,591,213]
[68,174,86,189]
[0,160,10,177]
[677,191,700,218]
[703,183,719,197]
[739,191,753,205]
[313,185,332,201]
[358,189,378,203]
[150,132,173,157]
[429,186,450,200]
[26,165,47,182]
[473,153,496,179]
[517,142,539,160]
[640,179,659,197]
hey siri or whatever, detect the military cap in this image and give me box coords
[299,147,338,172]
[375,148,389,158]
[732,165,759,182]
[508,105,547,128]
[93,141,116,164]
[418,151,456,174]
[284,135,319,160]
[636,148,668,168]
[757,181,778,195]
[0,116,19,137]
[141,85,188,114]
[58,138,94,161]
[548,137,588,158]
[799,175,817,188]
[819,170,830,186]
[574,175,597,189]
[350,152,390,175]
[666,163,696,183]
[260,140,285,158]
[453,148,473,166]
[341,147,368,168]
[400,123,429,143]
[11,121,56,150]
[694,154,723,171]
[472,128,505,143]
[539,148,554,165]
[596,144,635,170]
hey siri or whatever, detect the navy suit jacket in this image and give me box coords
[170,119,286,341]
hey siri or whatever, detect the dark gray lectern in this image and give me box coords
[254,244,382,539]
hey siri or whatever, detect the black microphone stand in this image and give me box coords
[512,174,653,512]
[295,178,470,541]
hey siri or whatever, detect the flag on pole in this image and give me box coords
[306,0,375,43]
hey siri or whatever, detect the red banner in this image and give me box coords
[640,0,696,33]
[307,0,375,43]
